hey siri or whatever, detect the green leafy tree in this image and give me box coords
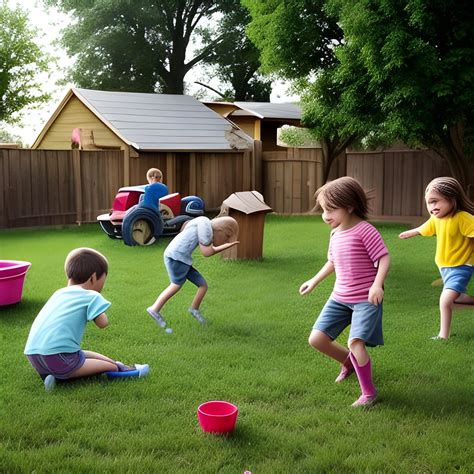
[201,2,272,101]
[45,0,256,95]
[0,3,50,123]
[244,0,346,180]
[324,0,474,187]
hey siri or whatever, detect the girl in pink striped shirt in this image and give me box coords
[299,177,390,407]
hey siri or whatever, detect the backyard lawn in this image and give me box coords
[0,215,472,473]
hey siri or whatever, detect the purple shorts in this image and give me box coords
[26,351,86,380]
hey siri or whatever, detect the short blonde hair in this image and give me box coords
[211,216,239,246]
[146,168,163,182]
[65,248,108,284]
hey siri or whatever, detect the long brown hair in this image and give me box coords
[426,177,474,215]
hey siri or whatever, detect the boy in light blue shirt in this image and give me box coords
[25,248,149,391]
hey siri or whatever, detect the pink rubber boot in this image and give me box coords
[335,354,354,383]
[349,353,377,407]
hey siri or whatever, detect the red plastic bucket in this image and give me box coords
[197,401,238,434]
[0,260,31,306]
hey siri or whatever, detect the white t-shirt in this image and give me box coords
[164,216,213,265]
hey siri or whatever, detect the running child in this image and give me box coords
[299,177,390,407]
[399,177,474,339]
[147,216,239,333]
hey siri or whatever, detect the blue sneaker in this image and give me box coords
[44,375,56,392]
[135,364,150,378]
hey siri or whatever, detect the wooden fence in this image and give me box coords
[0,145,469,229]
[346,149,450,218]
[0,148,253,229]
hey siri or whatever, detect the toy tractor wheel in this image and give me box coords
[122,205,164,246]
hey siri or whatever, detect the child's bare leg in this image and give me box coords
[68,357,117,378]
[150,283,181,312]
[308,330,349,363]
[348,339,369,366]
[190,284,208,310]
[438,289,459,339]
[454,293,474,305]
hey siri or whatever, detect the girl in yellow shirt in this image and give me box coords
[400,177,474,339]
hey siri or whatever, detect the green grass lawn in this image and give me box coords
[0,215,472,473]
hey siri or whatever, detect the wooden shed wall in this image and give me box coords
[35,97,127,150]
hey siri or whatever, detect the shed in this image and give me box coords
[204,101,301,151]
[30,88,256,208]
[219,191,272,260]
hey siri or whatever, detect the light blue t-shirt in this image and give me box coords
[24,287,111,355]
[164,216,213,265]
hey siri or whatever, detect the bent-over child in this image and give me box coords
[24,248,149,391]
[399,177,474,339]
[299,177,390,407]
[147,216,239,333]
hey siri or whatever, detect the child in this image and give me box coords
[299,177,390,407]
[147,215,239,332]
[24,248,149,391]
[399,177,474,339]
[141,168,169,210]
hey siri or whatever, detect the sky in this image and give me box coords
[5,1,298,146]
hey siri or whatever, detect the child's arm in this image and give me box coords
[399,227,421,239]
[199,241,240,257]
[368,254,391,305]
[299,261,335,295]
[93,313,109,328]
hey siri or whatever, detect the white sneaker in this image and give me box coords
[135,364,150,378]
[188,307,206,324]
[44,375,56,392]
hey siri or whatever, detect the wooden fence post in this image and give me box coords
[166,152,176,193]
[253,140,263,193]
[123,146,130,186]
[72,148,82,224]
[189,152,197,196]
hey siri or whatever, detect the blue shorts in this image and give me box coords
[26,350,86,380]
[164,256,207,287]
[313,298,384,347]
[440,265,472,294]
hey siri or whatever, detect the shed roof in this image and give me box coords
[231,102,301,120]
[33,88,253,151]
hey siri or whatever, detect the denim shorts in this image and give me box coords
[26,350,86,380]
[164,256,207,287]
[440,265,472,294]
[313,298,384,347]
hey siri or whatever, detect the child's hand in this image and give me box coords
[368,286,384,305]
[399,229,418,239]
[299,280,316,296]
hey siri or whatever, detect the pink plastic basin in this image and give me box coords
[197,400,238,434]
[0,260,31,306]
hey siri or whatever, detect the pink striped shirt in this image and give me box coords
[328,221,389,303]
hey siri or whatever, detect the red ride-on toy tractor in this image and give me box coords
[97,184,205,246]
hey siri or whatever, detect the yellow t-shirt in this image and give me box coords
[418,211,474,267]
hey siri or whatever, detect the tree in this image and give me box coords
[45,0,255,95]
[325,0,474,187]
[0,3,50,124]
[244,0,347,180]
[201,2,272,101]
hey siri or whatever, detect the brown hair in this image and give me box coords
[314,176,369,219]
[211,216,239,246]
[65,248,108,284]
[425,177,474,215]
[146,168,163,182]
